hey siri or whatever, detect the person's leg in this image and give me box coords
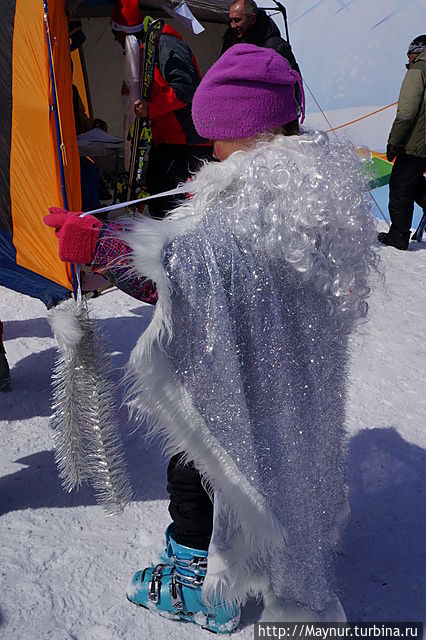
[146,144,213,218]
[167,452,213,551]
[127,452,239,631]
[0,321,11,390]
[80,157,100,212]
[386,155,426,247]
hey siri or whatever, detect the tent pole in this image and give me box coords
[43,0,78,298]
[261,2,291,44]
[273,1,290,44]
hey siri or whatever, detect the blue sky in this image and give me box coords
[259,0,426,112]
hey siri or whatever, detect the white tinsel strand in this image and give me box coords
[50,300,133,515]
[74,306,133,515]
[50,302,91,491]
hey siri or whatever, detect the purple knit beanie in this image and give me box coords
[192,43,305,140]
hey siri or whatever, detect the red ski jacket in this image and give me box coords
[142,24,209,147]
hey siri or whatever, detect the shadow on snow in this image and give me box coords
[0,432,168,516]
[0,305,169,514]
[2,306,425,623]
[0,308,152,421]
[338,427,426,622]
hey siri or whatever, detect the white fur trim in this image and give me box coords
[49,300,84,350]
[260,593,347,623]
[127,344,286,549]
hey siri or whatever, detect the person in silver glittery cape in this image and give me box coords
[44,44,378,630]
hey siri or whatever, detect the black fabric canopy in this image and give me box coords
[69,0,230,24]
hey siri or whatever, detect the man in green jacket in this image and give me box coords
[378,35,426,250]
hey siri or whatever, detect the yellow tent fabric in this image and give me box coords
[10,0,81,292]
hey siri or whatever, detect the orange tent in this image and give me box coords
[0,0,80,306]
[0,0,230,307]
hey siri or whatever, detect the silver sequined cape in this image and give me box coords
[122,132,377,613]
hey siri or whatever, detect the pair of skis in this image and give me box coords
[127,18,164,202]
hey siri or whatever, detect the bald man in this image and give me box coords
[222,0,300,74]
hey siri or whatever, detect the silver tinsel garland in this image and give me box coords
[50,300,133,515]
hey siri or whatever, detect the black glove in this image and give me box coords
[386,144,399,163]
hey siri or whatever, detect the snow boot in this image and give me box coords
[0,344,11,391]
[126,526,241,634]
[378,231,408,251]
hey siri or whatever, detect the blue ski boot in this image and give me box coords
[126,526,241,634]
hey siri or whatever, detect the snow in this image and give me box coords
[1,231,426,638]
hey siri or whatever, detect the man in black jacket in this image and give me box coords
[221,0,300,74]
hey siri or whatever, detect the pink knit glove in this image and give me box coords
[44,208,103,264]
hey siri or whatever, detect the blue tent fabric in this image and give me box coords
[0,229,70,309]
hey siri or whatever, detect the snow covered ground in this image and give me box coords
[1,227,426,639]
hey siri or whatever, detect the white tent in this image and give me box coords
[72,0,230,23]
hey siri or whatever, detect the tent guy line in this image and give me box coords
[80,184,190,217]
[326,102,398,133]
[303,78,391,227]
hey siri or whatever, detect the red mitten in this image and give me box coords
[44,208,103,264]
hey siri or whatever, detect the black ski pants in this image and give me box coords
[146,143,213,219]
[167,453,213,551]
[388,154,426,246]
